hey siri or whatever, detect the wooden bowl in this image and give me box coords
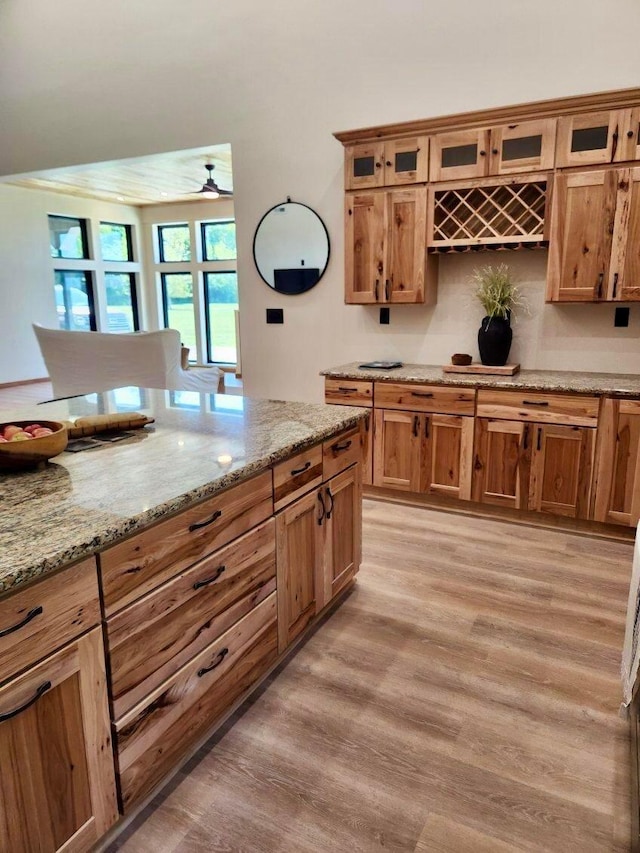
[0,421,68,470]
[451,353,473,366]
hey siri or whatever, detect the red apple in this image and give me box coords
[0,436,7,443]
[24,424,42,435]
[32,428,53,438]
[3,425,22,440]
[10,432,32,441]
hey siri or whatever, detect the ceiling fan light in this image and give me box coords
[202,187,219,198]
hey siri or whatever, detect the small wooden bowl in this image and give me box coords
[451,353,473,366]
[0,421,68,470]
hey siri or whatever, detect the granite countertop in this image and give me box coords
[0,387,367,596]
[322,362,640,396]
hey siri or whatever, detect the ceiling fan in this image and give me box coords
[194,163,232,198]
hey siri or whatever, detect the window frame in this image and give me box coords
[54,269,97,331]
[200,219,237,262]
[104,270,140,332]
[49,214,90,260]
[157,223,191,263]
[99,221,134,262]
[203,269,238,365]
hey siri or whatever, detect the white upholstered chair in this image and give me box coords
[33,325,224,398]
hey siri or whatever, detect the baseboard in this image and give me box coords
[0,377,50,389]
[363,485,635,543]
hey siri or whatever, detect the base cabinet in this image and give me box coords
[594,397,640,526]
[0,628,118,853]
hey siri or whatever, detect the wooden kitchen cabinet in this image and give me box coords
[373,408,473,500]
[345,137,428,190]
[593,397,640,526]
[320,465,362,608]
[472,417,529,510]
[547,167,640,303]
[345,187,436,305]
[0,628,118,853]
[556,109,639,168]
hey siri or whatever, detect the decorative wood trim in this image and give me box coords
[0,377,50,389]
[334,87,640,146]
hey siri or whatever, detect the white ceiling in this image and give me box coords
[2,144,233,206]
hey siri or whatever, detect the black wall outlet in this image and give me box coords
[615,306,630,327]
[379,307,390,325]
[266,308,284,324]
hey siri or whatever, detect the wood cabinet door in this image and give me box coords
[556,110,630,168]
[345,142,385,190]
[384,187,426,303]
[489,119,557,175]
[321,465,362,609]
[345,192,385,303]
[609,168,640,301]
[472,418,530,510]
[383,136,429,186]
[546,170,617,302]
[593,398,640,526]
[528,424,594,518]
[0,628,117,853]
[421,414,474,500]
[275,489,324,653]
[429,128,490,182]
[373,409,421,491]
[362,412,373,485]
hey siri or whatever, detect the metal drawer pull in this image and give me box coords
[333,440,352,453]
[0,681,51,723]
[411,391,434,398]
[317,491,326,525]
[0,606,43,638]
[291,461,311,476]
[189,509,222,532]
[325,487,335,520]
[612,272,619,299]
[522,400,549,407]
[197,648,229,678]
[338,387,358,393]
[193,565,226,590]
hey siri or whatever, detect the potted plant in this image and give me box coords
[472,264,526,366]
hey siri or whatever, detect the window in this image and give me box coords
[49,215,89,259]
[161,273,196,359]
[204,271,238,364]
[104,272,139,332]
[158,224,190,262]
[54,271,96,331]
[201,220,236,261]
[100,222,133,262]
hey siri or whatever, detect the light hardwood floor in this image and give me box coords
[107,499,634,852]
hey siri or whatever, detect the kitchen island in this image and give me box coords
[0,387,366,852]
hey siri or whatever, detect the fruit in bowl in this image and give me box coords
[0,420,68,469]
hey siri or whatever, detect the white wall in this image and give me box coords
[0,184,142,383]
[1,0,640,399]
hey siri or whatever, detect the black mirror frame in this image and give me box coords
[252,199,331,295]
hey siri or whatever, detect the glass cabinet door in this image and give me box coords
[556,110,633,167]
[430,129,490,182]
[345,142,385,190]
[383,136,429,185]
[490,119,557,175]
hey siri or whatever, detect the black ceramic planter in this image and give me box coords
[478,315,513,366]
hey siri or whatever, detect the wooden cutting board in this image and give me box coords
[443,363,520,376]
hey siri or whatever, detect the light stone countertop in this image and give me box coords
[0,387,367,596]
[321,362,640,396]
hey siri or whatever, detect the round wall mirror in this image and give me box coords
[253,200,330,295]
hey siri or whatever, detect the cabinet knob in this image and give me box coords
[386,161,392,167]
[492,148,499,155]
[479,150,486,156]
[375,161,382,168]
[628,130,635,139]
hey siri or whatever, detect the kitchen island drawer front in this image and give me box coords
[323,426,362,480]
[100,471,273,616]
[375,382,476,415]
[107,519,276,719]
[273,444,323,512]
[324,378,373,407]
[115,592,278,811]
[0,557,100,685]
[476,390,599,426]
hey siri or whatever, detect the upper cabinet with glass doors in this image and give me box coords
[344,137,429,189]
[556,109,640,168]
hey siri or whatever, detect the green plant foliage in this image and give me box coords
[472,263,527,319]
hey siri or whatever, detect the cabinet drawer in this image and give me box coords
[100,471,273,616]
[323,427,362,480]
[107,519,276,719]
[476,390,599,426]
[324,378,373,407]
[0,557,100,685]
[375,382,475,415]
[273,444,323,512]
[115,592,278,811]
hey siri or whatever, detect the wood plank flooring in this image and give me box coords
[107,500,634,852]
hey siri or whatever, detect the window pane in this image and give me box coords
[202,221,237,260]
[54,271,95,331]
[100,222,133,261]
[162,273,195,360]
[205,272,238,364]
[49,215,89,259]
[104,272,138,332]
[158,224,190,262]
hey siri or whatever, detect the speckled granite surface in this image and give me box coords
[322,362,640,396]
[0,388,366,596]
